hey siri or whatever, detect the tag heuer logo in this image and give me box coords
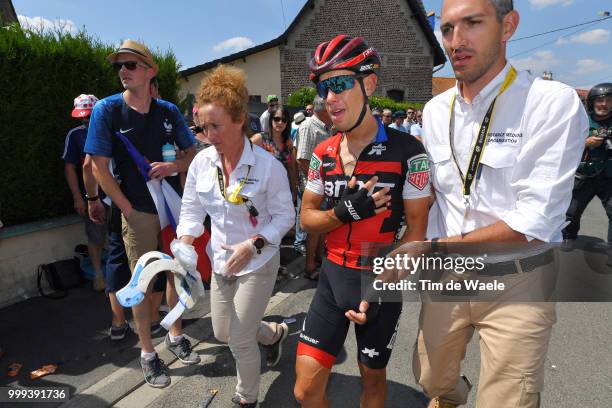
[408,156,429,190]
[309,155,321,170]
[308,155,322,181]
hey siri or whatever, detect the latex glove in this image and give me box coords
[221,239,256,276]
[170,239,198,273]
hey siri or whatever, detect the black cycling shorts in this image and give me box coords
[297,258,402,369]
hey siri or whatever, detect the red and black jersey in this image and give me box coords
[306,120,431,269]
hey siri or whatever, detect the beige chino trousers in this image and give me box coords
[210,252,283,403]
[413,262,557,408]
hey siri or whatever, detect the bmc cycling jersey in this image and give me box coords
[305,118,431,269]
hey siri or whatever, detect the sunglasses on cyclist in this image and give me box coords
[112,61,145,71]
[316,74,363,99]
[272,116,287,123]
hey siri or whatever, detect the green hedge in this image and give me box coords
[0,25,181,227]
[287,86,316,108]
[369,96,424,111]
[286,86,424,111]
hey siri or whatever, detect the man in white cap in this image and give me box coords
[291,111,306,142]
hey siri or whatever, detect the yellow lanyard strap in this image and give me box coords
[448,66,517,199]
[217,165,251,204]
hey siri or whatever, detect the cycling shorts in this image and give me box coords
[297,258,402,369]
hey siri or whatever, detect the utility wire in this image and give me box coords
[509,18,607,59]
[509,15,612,42]
[280,0,287,30]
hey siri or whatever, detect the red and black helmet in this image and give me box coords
[309,35,381,83]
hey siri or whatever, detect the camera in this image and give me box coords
[598,127,612,151]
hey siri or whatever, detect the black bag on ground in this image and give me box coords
[37,257,84,299]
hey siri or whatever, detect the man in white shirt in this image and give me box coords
[410,110,423,141]
[411,1,588,407]
[259,95,278,134]
[295,96,332,278]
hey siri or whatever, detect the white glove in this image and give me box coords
[170,239,198,273]
[221,239,256,276]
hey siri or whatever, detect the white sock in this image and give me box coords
[169,333,183,343]
[141,351,156,361]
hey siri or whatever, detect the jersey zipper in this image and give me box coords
[338,133,375,267]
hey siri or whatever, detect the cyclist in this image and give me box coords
[293,35,431,408]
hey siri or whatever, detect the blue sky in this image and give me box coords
[13,0,612,89]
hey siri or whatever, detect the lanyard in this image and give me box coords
[216,139,254,204]
[217,165,251,204]
[449,66,517,206]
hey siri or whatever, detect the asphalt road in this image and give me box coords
[107,198,612,408]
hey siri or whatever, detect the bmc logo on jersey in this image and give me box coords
[324,179,395,198]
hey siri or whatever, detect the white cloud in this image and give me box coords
[18,15,76,33]
[528,0,573,8]
[574,59,608,75]
[511,50,559,74]
[557,29,610,45]
[212,37,255,53]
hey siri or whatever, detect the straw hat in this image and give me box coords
[107,39,158,72]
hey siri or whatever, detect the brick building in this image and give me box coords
[179,0,445,107]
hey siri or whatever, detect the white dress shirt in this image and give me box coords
[259,110,270,134]
[423,63,588,249]
[177,137,295,276]
[410,123,422,138]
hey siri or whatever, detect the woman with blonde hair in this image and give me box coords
[172,65,294,408]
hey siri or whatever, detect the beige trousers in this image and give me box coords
[210,252,282,403]
[121,210,161,272]
[413,264,557,408]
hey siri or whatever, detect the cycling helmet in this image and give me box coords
[309,35,380,83]
[309,35,380,132]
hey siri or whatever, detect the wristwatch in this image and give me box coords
[252,236,265,254]
[85,194,99,202]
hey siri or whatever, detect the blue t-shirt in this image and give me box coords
[84,93,195,213]
[62,125,87,165]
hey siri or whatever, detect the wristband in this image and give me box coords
[85,194,99,201]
